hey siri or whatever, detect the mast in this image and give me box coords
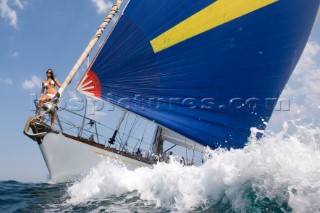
[56,0,124,99]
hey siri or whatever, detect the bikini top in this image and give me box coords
[44,80,55,87]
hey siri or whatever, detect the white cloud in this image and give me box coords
[0,77,13,85]
[10,51,19,57]
[283,41,320,106]
[13,0,23,9]
[22,75,42,90]
[0,0,26,28]
[0,0,17,28]
[91,0,113,15]
[268,41,320,130]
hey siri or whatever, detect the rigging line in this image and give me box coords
[126,115,139,142]
[80,126,108,140]
[63,108,143,141]
[122,120,132,149]
[185,138,188,163]
[63,126,81,132]
[132,138,140,152]
[132,117,146,151]
[59,114,75,126]
[137,121,149,149]
[81,131,91,139]
[122,115,138,151]
[62,107,114,130]
[58,115,92,136]
[119,113,129,150]
[191,143,196,165]
[55,114,88,135]
[61,102,150,141]
[55,116,78,129]
[139,121,149,146]
[163,144,177,154]
[116,131,124,147]
[129,118,144,136]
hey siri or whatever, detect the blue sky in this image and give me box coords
[0,0,319,182]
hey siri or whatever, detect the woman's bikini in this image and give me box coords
[44,80,56,99]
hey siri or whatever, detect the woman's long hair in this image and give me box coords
[47,69,55,82]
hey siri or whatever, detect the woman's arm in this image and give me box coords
[54,79,62,88]
[40,81,45,97]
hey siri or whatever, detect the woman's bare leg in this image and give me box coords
[35,100,44,117]
[35,95,51,118]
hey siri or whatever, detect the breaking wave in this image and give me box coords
[66,122,320,212]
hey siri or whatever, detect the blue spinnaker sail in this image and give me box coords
[78,0,320,149]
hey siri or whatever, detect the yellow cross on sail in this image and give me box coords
[150,0,278,53]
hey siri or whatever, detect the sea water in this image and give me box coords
[1,122,320,213]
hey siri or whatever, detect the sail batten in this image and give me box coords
[77,0,319,149]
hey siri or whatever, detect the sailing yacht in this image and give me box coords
[24,0,320,182]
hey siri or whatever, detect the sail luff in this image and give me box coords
[57,0,124,98]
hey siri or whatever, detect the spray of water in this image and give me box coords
[66,122,320,212]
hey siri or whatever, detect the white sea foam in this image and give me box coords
[66,122,320,212]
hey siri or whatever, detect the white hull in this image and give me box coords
[39,132,151,182]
